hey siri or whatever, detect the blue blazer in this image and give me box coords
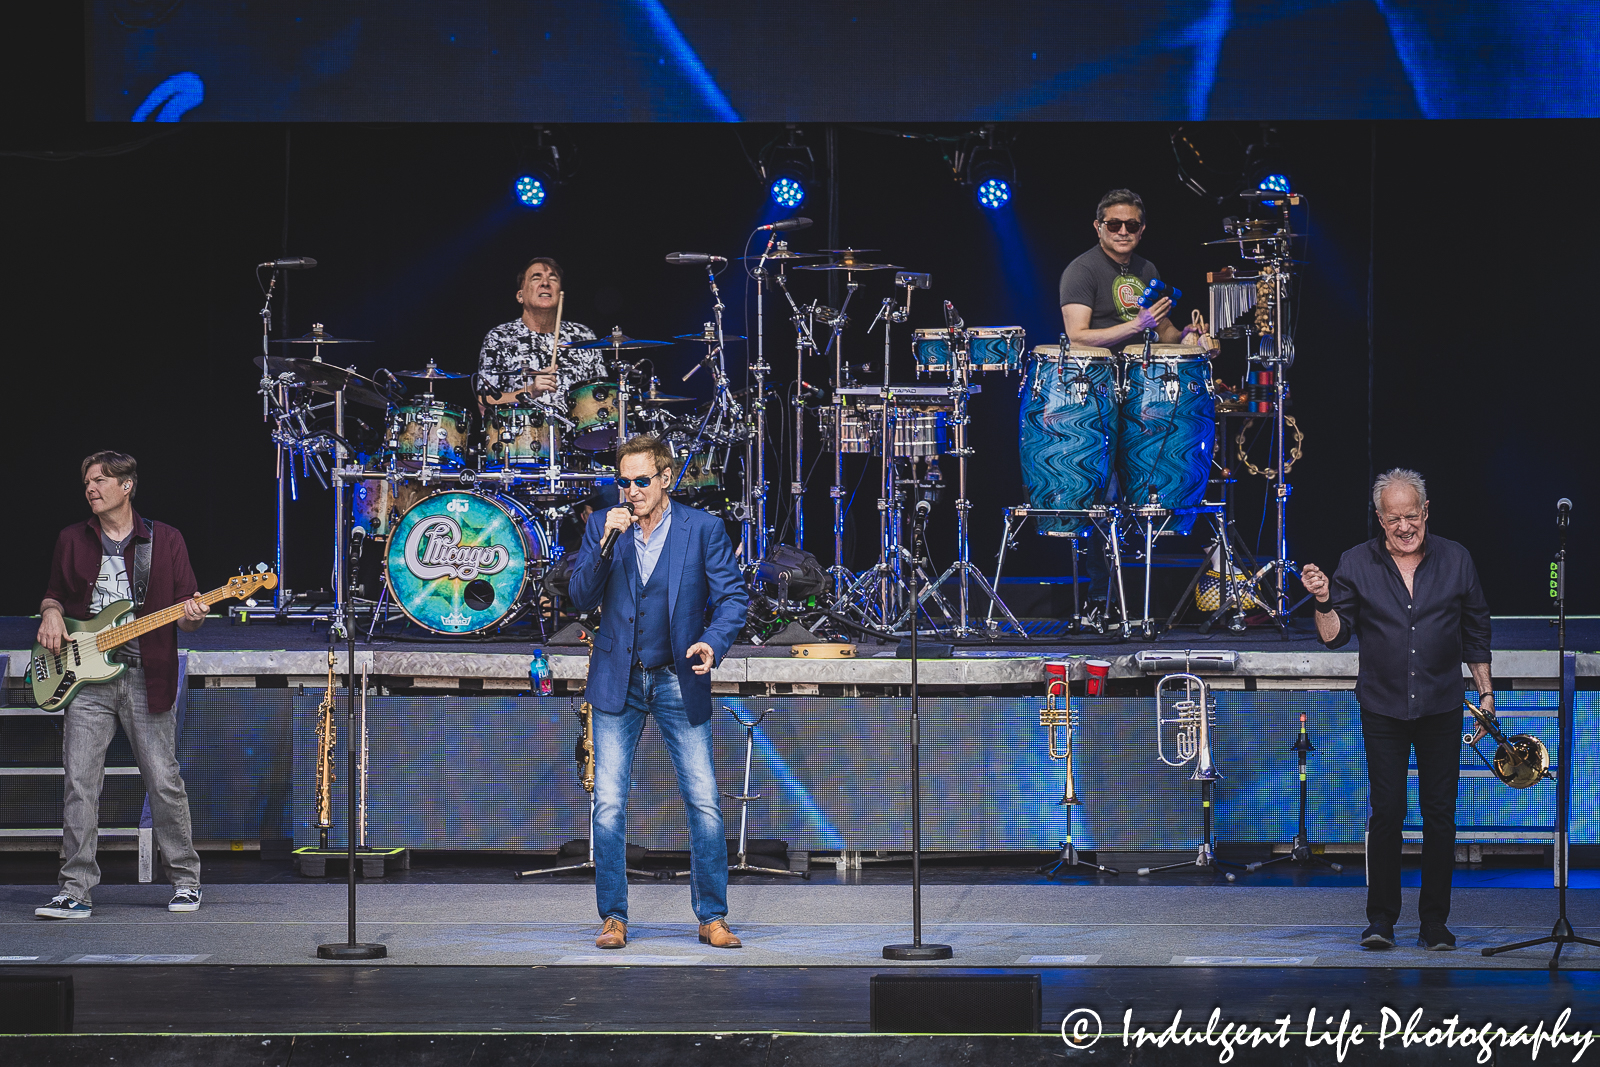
[567,502,749,725]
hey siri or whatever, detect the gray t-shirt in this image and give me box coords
[91,530,139,657]
[1058,247,1161,330]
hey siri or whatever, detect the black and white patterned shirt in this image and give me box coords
[475,319,604,412]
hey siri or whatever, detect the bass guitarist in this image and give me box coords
[34,451,207,920]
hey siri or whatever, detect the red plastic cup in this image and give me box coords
[1083,659,1112,696]
[1044,661,1068,700]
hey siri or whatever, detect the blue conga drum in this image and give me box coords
[1019,345,1120,536]
[1118,345,1217,535]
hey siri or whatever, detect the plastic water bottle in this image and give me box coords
[530,650,553,696]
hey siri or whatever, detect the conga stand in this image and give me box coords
[1483,505,1596,966]
[883,504,953,961]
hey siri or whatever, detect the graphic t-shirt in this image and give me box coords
[91,530,139,657]
[1057,247,1162,331]
[475,319,603,412]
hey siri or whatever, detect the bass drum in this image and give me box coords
[1117,351,1216,535]
[385,491,551,633]
[1018,346,1120,536]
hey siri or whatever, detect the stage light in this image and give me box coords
[758,127,814,211]
[514,175,547,208]
[770,175,806,208]
[957,126,1017,210]
[976,176,1011,209]
[1257,173,1291,194]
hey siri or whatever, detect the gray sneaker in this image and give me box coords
[168,887,202,913]
[35,894,91,919]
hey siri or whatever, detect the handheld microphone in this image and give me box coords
[757,217,812,232]
[599,502,635,561]
[665,252,727,266]
[1558,497,1572,528]
[259,257,318,270]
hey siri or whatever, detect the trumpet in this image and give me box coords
[313,650,337,845]
[1039,678,1081,806]
[1156,672,1222,782]
[1463,700,1552,789]
[574,701,596,793]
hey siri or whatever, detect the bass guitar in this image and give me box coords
[29,571,277,711]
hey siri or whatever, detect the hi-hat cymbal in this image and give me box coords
[674,331,746,343]
[797,249,899,272]
[737,250,827,262]
[271,325,372,345]
[397,361,469,380]
[637,392,696,405]
[1205,232,1304,245]
[572,329,673,351]
[820,248,880,255]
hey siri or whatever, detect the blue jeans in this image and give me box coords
[593,665,727,925]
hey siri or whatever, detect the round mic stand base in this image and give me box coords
[883,942,952,961]
[317,941,387,960]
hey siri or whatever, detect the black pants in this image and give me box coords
[1361,709,1461,927]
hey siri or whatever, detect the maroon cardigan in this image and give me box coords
[43,509,198,714]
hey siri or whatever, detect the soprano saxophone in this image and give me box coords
[314,650,337,848]
[575,701,596,793]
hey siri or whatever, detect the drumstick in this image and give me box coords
[549,290,564,370]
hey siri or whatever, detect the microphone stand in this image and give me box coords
[1482,501,1596,967]
[317,520,386,960]
[883,503,952,961]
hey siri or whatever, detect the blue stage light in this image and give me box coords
[770,176,806,209]
[514,175,547,208]
[976,176,1011,209]
[1258,173,1291,194]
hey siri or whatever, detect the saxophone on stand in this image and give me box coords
[575,701,596,793]
[314,650,337,849]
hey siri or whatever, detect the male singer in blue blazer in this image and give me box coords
[568,434,750,951]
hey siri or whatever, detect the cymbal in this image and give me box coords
[798,249,899,272]
[820,248,880,255]
[271,326,371,345]
[636,392,696,405]
[572,329,673,351]
[737,250,827,262]
[397,362,469,380]
[1205,232,1304,245]
[674,331,746,343]
[282,358,393,408]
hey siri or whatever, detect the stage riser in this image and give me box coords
[7,690,1588,852]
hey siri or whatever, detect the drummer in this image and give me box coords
[475,257,605,414]
[1059,189,1206,350]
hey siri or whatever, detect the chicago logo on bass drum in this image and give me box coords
[402,514,510,581]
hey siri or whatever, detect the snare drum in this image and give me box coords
[567,379,619,452]
[387,401,468,468]
[384,490,552,633]
[483,404,559,469]
[887,408,946,457]
[817,405,877,454]
[1018,345,1120,535]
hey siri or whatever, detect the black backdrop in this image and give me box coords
[4,13,1597,619]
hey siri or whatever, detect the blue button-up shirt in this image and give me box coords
[1321,533,1491,719]
[633,501,672,586]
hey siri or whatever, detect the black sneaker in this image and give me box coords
[1417,923,1457,950]
[35,894,91,919]
[168,887,202,913]
[1360,922,1395,948]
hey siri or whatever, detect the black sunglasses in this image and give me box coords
[617,470,663,489]
[1100,218,1143,233]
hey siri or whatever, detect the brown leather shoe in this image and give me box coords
[698,919,742,949]
[595,917,627,949]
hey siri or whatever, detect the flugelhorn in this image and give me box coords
[1156,673,1222,781]
[1463,699,1551,789]
[1039,678,1081,806]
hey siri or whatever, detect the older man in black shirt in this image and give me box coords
[1302,468,1492,952]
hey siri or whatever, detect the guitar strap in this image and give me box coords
[132,519,154,609]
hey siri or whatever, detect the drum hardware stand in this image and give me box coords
[671,706,808,881]
[883,502,952,961]
[1241,712,1344,876]
[1483,503,1596,967]
[1163,506,1279,635]
[819,280,860,602]
[769,271,821,551]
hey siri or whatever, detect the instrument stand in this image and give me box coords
[316,515,387,960]
[883,506,953,961]
[1040,823,1121,879]
[1136,781,1240,883]
[769,271,821,552]
[671,706,808,881]
[515,798,657,881]
[1242,713,1343,876]
[1483,510,1596,967]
